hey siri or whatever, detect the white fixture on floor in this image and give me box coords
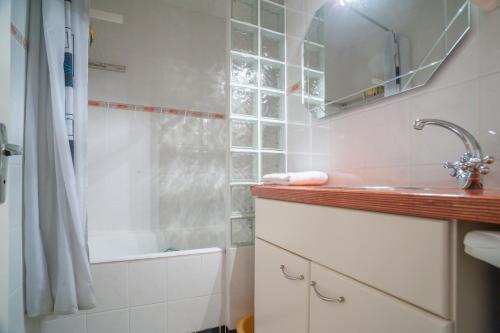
[464,231,500,268]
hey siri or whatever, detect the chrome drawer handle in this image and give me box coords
[280,265,304,280]
[311,281,345,303]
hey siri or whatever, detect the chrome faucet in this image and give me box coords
[413,119,495,190]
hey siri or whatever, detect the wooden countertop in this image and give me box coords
[251,185,500,225]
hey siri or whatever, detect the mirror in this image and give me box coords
[303,0,471,118]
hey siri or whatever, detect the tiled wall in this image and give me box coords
[224,246,255,330]
[88,103,227,250]
[30,251,224,333]
[287,4,500,190]
[87,0,228,250]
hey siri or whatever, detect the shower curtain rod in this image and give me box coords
[346,5,391,32]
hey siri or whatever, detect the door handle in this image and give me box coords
[310,281,345,303]
[280,265,305,281]
[3,143,23,156]
[0,123,23,204]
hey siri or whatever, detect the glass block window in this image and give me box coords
[261,91,284,120]
[232,22,258,55]
[231,119,258,149]
[231,87,258,117]
[231,0,258,25]
[230,0,287,247]
[261,122,284,150]
[261,30,284,61]
[261,1,284,33]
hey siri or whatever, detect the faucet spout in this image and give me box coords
[413,118,483,159]
[413,118,494,190]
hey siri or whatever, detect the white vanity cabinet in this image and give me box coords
[254,238,452,333]
[254,198,498,333]
[254,239,309,333]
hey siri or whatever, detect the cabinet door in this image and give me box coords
[255,238,309,333]
[309,263,453,333]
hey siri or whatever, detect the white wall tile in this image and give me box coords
[287,153,312,172]
[287,124,311,154]
[128,259,167,306]
[287,94,311,125]
[89,263,128,313]
[285,0,305,11]
[479,71,500,189]
[167,294,223,333]
[311,126,331,155]
[167,255,202,301]
[410,81,480,166]
[363,166,411,187]
[329,110,368,171]
[286,36,303,66]
[362,101,411,168]
[40,315,86,333]
[225,246,255,330]
[167,253,223,301]
[311,154,330,173]
[327,170,365,186]
[200,252,224,296]
[130,304,167,333]
[287,65,302,88]
[87,310,129,333]
[410,164,459,188]
[285,6,306,39]
[478,8,500,76]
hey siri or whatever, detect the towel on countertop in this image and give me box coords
[262,171,329,186]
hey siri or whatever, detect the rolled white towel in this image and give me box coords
[262,171,328,186]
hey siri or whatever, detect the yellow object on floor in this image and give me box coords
[236,314,254,333]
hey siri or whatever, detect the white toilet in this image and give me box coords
[464,231,500,268]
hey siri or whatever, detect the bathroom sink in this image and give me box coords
[320,186,434,192]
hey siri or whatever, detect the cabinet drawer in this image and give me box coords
[255,239,309,333]
[256,198,451,318]
[309,263,453,333]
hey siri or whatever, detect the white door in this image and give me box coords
[254,239,310,333]
[309,263,453,333]
[0,1,13,330]
[1,0,26,332]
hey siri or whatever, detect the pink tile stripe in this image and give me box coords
[88,100,225,120]
[10,23,28,50]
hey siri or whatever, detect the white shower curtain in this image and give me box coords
[24,0,95,317]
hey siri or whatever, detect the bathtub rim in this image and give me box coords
[90,246,224,264]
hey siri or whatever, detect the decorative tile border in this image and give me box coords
[10,23,28,50]
[88,99,225,120]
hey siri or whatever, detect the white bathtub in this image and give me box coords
[88,230,223,264]
[44,231,227,333]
